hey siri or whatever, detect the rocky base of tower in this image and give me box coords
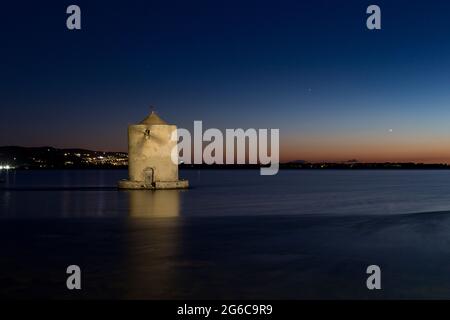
[117,179,189,190]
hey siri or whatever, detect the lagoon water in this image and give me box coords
[2,169,450,299]
[3,169,450,218]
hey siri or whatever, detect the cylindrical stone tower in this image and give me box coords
[118,111,188,190]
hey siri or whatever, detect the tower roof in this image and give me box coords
[139,111,169,125]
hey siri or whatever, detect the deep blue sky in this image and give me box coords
[2,0,450,162]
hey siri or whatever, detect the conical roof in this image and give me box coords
[139,111,169,125]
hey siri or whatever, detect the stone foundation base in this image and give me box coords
[117,179,189,190]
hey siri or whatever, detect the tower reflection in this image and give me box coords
[127,189,181,218]
[124,189,183,298]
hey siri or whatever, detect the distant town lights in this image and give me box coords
[0,164,12,170]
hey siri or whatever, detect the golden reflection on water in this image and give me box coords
[126,189,181,218]
[124,189,182,298]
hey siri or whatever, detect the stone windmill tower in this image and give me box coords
[118,111,188,190]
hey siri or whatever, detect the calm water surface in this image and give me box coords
[2,169,450,299]
[2,169,450,218]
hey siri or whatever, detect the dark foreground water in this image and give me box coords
[2,169,450,299]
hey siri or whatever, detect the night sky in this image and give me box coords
[2,0,450,162]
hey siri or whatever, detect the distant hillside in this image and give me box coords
[0,146,127,169]
[1,146,449,170]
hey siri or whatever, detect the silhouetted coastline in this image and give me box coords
[1,146,450,170]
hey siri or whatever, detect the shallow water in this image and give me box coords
[2,169,450,299]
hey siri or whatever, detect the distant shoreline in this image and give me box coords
[3,164,450,171]
[1,146,450,170]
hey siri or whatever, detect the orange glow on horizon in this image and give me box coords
[280,134,450,164]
